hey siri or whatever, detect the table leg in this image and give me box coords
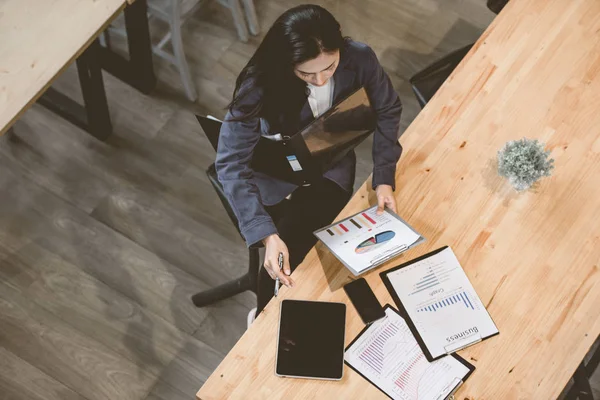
[124,0,156,93]
[77,40,112,139]
[99,0,156,94]
[38,39,112,140]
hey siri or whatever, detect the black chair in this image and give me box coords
[409,0,509,109]
[409,44,473,109]
[190,115,261,307]
[487,0,509,15]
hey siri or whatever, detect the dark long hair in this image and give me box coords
[228,4,346,128]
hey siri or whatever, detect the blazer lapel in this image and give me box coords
[332,67,356,103]
[299,101,314,128]
[293,49,356,132]
[332,50,356,103]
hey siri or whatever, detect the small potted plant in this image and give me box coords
[497,138,554,191]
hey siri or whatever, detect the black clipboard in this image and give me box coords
[344,305,475,400]
[379,246,500,362]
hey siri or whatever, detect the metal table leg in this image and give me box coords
[99,0,156,94]
[38,39,112,140]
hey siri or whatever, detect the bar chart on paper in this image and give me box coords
[416,291,476,313]
[383,247,499,359]
[345,308,472,400]
[409,258,457,295]
[324,208,387,237]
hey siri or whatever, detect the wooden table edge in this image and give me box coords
[0,2,127,136]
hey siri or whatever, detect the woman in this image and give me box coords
[216,4,403,315]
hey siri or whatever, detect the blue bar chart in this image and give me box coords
[416,291,475,313]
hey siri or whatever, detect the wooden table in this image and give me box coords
[197,0,600,398]
[0,0,124,136]
[0,0,155,138]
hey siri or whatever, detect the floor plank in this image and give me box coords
[0,159,211,334]
[0,280,156,400]
[193,293,253,355]
[144,379,191,400]
[90,183,254,305]
[0,346,85,400]
[1,240,220,374]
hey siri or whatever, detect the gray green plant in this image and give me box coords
[497,138,554,191]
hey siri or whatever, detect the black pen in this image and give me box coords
[274,252,284,297]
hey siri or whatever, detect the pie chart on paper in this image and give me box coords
[355,231,396,254]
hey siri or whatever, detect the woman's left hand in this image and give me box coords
[375,184,397,215]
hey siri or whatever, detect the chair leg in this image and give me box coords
[570,361,594,400]
[169,0,198,102]
[191,247,260,307]
[99,30,112,50]
[228,0,249,42]
[240,0,260,36]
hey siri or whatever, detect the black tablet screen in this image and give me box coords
[276,300,346,380]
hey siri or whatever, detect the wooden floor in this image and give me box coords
[1,1,596,399]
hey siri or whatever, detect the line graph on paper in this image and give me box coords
[345,308,472,400]
[390,353,459,399]
[357,320,405,374]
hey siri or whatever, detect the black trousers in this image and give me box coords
[256,178,352,314]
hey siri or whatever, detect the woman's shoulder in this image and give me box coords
[227,77,264,119]
[342,40,379,69]
[344,39,372,53]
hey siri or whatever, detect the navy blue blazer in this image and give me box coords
[216,40,403,246]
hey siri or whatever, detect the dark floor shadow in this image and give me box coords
[380,17,486,83]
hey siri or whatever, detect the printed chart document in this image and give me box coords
[381,247,499,361]
[314,206,424,276]
[345,306,474,400]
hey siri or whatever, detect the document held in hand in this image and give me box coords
[314,206,425,276]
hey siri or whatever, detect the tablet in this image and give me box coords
[276,300,346,380]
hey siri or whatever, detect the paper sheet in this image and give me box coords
[345,307,470,400]
[385,247,499,359]
[315,206,422,274]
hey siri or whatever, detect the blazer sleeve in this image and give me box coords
[360,46,403,190]
[215,89,278,247]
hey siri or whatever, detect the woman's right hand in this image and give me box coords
[263,234,294,287]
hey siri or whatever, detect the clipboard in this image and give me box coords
[313,206,425,276]
[380,247,500,362]
[344,305,475,400]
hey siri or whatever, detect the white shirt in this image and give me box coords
[307,78,334,118]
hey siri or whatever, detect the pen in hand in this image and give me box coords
[274,252,284,297]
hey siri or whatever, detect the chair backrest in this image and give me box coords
[487,0,509,14]
[195,115,223,151]
[409,44,473,108]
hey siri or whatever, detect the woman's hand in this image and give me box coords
[262,234,294,287]
[375,184,397,215]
